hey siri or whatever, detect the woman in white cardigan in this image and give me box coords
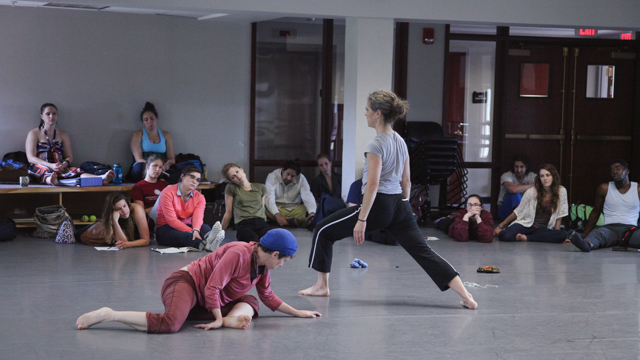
[494,164,568,243]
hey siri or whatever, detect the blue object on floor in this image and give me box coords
[350,258,368,268]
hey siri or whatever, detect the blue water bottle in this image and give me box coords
[112,164,123,185]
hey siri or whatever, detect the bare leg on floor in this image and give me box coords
[298,272,330,296]
[76,307,148,331]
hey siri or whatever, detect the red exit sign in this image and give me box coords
[621,33,632,40]
[576,28,598,36]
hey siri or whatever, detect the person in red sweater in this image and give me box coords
[448,194,494,243]
[76,229,321,333]
[155,165,224,250]
[131,154,169,213]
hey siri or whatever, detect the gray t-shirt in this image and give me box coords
[497,171,536,205]
[362,132,407,195]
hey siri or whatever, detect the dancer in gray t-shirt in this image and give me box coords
[299,90,477,310]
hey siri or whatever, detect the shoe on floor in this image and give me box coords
[205,229,225,252]
[568,230,591,252]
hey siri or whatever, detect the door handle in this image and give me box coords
[576,135,631,141]
[505,134,563,140]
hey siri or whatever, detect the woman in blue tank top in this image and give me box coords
[129,102,176,182]
[299,90,477,310]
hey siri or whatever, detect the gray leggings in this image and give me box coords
[585,223,640,250]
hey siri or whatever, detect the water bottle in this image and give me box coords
[112,164,123,185]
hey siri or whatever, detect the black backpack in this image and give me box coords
[2,151,29,166]
[80,161,111,175]
[0,216,17,242]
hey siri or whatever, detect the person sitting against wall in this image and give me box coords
[221,163,271,243]
[265,159,316,228]
[448,194,494,243]
[496,154,536,220]
[77,193,150,249]
[129,102,175,182]
[494,164,568,243]
[156,165,224,251]
[25,103,114,185]
[309,153,345,226]
[131,154,169,214]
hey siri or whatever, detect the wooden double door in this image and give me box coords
[502,41,637,204]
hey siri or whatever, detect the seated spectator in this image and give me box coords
[221,163,271,243]
[497,154,536,220]
[495,164,568,243]
[129,102,175,182]
[131,154,169,214]
[310,153,342,200]
[568,160,640,252]
[309,154,345,225]
[448,195,494,243]
[78,193,150,249]
[156,165,224,250]
[346,178,363,207]
[345,177,397,246]
[265,160,315,228]
[25,103,114,185]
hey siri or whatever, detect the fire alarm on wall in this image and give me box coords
[423,28,434,45]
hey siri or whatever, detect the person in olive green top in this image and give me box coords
[221,163,271,243]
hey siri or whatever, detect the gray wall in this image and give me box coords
[405,23,446,124]
[0,7,251,181]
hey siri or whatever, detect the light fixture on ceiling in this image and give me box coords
[44,2,109,10]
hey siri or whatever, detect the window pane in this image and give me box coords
[520,63,549,97]
[255,20,323,161]
[447,40,496,163]
[586,65,615,98]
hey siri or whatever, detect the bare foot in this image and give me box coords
[460,293,478,310]
[46,173,60,186]
[223,315,252,329]
[298,284,330,296]
[515,233,527,242]
[76,307,113,329]
[102,170,115,185]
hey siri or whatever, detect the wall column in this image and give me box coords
[342,17,395,199]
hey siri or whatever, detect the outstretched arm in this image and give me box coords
[221,194,234,231]
[582,183,608,237]
[495,212,517,236]
[504,181,534,194]
[276,302,321,318]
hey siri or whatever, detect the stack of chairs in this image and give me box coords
[405,121,468,219]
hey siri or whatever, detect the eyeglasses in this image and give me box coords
[186,174,201,183]
[466,203,481,207]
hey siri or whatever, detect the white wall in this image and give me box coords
[405,23,446,124]
[0,7,251,181]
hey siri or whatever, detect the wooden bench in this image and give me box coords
[0,183,217,227]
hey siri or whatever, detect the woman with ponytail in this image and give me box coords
[129,102,176,182]
[299,90,477,310]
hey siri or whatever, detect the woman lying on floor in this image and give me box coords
[76,229,321,333]
[77,192,151,249]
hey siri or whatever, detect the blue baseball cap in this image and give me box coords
[259,229,298,256]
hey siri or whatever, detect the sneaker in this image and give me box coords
[204,221,224,251]
[568,230,591,252]
[287,217,307,228]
